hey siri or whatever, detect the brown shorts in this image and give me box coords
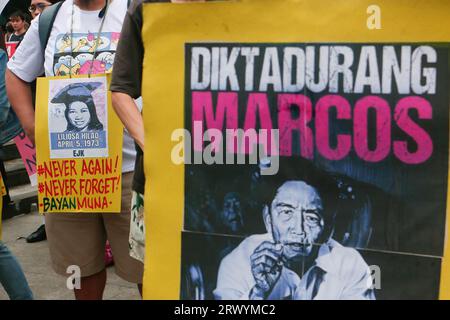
[44,172,144,283]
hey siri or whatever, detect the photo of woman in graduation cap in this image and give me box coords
[51,82,104,132]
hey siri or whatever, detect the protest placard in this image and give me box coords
[140,0,450,300]
[35,74,122,213]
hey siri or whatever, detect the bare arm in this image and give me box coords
[111,91,144,150]
[5,69,35,144]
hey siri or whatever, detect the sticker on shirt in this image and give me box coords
[53,32,120,76]
[48,77,108,159]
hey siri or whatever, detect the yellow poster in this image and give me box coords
[141,0,450,300]
[35,74,123,213]
[0,172,5,197]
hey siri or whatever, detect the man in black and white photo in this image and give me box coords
[214,158,376,300]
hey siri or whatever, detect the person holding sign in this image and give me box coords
[5,0,143,300]
[110,0,208,263]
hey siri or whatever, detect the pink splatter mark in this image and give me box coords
[79,60,106,75]
[87,32,95,42]
[111,33,120,42]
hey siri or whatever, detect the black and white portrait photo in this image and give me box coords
[181,157,445,300]
[180,43,449,300]
[48,77,109,159]
[214,159,375,300]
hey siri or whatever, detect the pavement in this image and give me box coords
[0,210,141,300]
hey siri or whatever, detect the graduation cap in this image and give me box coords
[51,82,103,105]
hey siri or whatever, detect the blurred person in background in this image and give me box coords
[6,0,143,300]
[29,0,58,19]
[7,11,27,44]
